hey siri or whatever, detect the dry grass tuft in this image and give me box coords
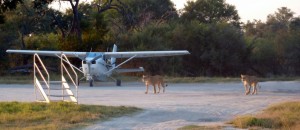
[0,101,141,130]
[178,125,223,130]
[229,101,300,129]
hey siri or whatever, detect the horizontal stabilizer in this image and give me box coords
[115,67,144,73]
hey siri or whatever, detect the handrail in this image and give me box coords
[34,54,50,82]
[34,53,50,101]
[34,64,50,89]
[61,54,78,86]
[61,54,78,103]
[62,64,77,86]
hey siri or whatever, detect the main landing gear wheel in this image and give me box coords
[89,79,93,87]
[116,79,121,86]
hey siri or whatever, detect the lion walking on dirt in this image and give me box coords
[241,74,260,95]
[142,75,168,94]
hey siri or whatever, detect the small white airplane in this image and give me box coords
[7,44,189,86]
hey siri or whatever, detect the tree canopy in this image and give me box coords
[181,0,240,26]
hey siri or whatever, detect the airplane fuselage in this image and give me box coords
[81,53,113,81]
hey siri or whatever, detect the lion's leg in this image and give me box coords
[253,84,258,95]
[243,81,250,95]
[246,85,251,95]
[246,84,251,95]
[244,84,248,95]
[145,85,148,94]
[156,84,160,93]
[251,84,256,95]
[153,84,156,94]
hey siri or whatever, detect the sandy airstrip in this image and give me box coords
[0,81,300,130]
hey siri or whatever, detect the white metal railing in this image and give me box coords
[60,54,78,103]
[34,53,50,102]
[33,53,78,103]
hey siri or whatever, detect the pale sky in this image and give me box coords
[171,0,300,23]
[171,0,187,10]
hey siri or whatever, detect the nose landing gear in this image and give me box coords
[89,79,94,87]
[116,79,121,86]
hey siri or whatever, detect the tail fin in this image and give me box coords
[110,44,117,68]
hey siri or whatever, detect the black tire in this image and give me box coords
[89,79,93,87]
[116,79,121,86]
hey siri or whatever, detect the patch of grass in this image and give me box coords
[178,125,223,130]
[0,101,141,130]
[229,101,300,129]
[0,75,32,84]
[228,115,274,129]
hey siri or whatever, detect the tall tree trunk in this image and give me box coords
[69,0,82,44]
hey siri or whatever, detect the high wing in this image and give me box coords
[6,50,190,59]
[103,50,190,59]
[6,50,87,59]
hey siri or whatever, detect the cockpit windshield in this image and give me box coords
[82,52,103,64]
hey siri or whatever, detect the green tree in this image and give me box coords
[170,21,246,76]
[244,7,300,76]
[124,0,177,29]
[266,7,294,32]
[181,0,240,27]
[266,7,295,75]
[284,17,300,75]
[116,23,179,75]
[0,0,23,23]
[103,0,177,48]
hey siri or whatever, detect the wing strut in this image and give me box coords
[104,55,137,75]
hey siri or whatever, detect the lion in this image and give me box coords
[142,75,168,94]
[241,74,260,95]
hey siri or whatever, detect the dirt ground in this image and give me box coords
[0,81,300,130]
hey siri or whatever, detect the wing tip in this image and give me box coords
[183,50,190,54]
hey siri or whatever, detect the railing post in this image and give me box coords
[34,53,37,101]
[61,53,64,101]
